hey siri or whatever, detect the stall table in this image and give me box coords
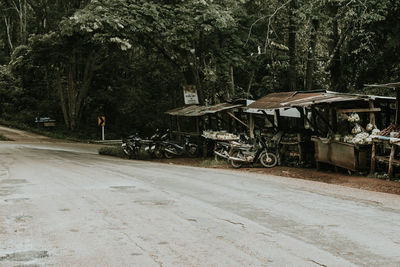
[312,136,370,172]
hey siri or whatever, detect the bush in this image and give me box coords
[0,133,10,141]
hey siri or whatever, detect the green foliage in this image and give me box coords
[0,133,10,141]
[1,0,400,137]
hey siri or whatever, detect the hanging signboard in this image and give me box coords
[183,85,199,105]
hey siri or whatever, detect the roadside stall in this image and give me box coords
[165,100,246,156]
[245,95,306,164]
[245,90,395,171]
[367,82,400,178]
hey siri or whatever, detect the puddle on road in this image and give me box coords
[4,198,30,203]
[59,208,70,212]
[131,253,143,256]
[0,179,27,184]
[0,187,15,196]
[110,186,149,193]
[0,250,48,262]
[13,264,42,267]
[133,199,175,206]
[14,215,33,223]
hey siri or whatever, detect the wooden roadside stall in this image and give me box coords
[165,101,247,156]
[367,82,400,178]
[245,90,395,171]
[245,96,307,164]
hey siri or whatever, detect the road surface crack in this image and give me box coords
[220,219,246,229]
[308,259,326,267]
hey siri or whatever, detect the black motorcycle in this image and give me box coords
[163,136,198,158]
[144,129,169,158]
[227,135,277,168]
[121,133,142,159]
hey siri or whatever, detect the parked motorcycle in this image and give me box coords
[163,136,198,158]
[122,133,142,159]
[213,133,250,162]
[213,141,232,162]
[144,129,169,158]
[227,135,277,168]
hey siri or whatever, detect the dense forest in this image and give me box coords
[0,0,399,138]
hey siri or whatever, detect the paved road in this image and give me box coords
[1,138,400,266]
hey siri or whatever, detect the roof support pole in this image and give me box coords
[249,113,255,139]
[396,89,400,125]
[226,111,248,128]
[274,109,280,128]
[260,110,278,132]
[312,106,334,133]
[330,105,337,133]
[388,144,396,178]
[369,100,376,126]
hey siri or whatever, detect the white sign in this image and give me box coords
[183,85,199,105]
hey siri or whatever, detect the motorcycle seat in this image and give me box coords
[231,141,252,148]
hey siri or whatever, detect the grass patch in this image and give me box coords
[0,133,10,141]
[99,146,129,158]
[98,146,151,160]
[196,158,228,168]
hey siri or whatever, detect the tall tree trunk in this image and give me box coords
[246,70,255,97]
[56,69,70,129]
[305,19,319,91]
[327,3,342,92]
[3,16,14,52]
[288,0,297,91]
[230,65,235,99]
[56,53,96,130]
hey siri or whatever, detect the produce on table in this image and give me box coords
[347,113,360,122]
[351,124,362,134]
[202,130,239,140]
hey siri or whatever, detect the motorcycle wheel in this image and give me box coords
[187,145,198,157]
[154,148,164,159]
[122,145,132,158]
[214,149,225,162]
[260,152,278,168]
[164,145,177,159]
[230,151,243,168]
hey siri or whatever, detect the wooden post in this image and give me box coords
[176,116,181,142]
[369,100,376,126]
[330,105,337,133]
[297,133,303,162]
[196,117,200,134]
[376,103,383,130]
[386,102,391,126]
[388,144,396,178]
[202,140,207,158]
[396,89,400,125]
[249,113,255,139]
[274,109,280,128]
[370,141,376,174]
[312,106,334,132]
[299,107,305,130]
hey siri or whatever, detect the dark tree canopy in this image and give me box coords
[0,0,399,136]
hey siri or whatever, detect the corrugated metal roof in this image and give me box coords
[166,103,243,117]
[247,90,395,110]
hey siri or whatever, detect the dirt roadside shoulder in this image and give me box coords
[0,125,54,142]
[2,124,399,196]
[150,157,400,196]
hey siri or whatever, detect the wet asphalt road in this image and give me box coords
[1,138,400,266]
